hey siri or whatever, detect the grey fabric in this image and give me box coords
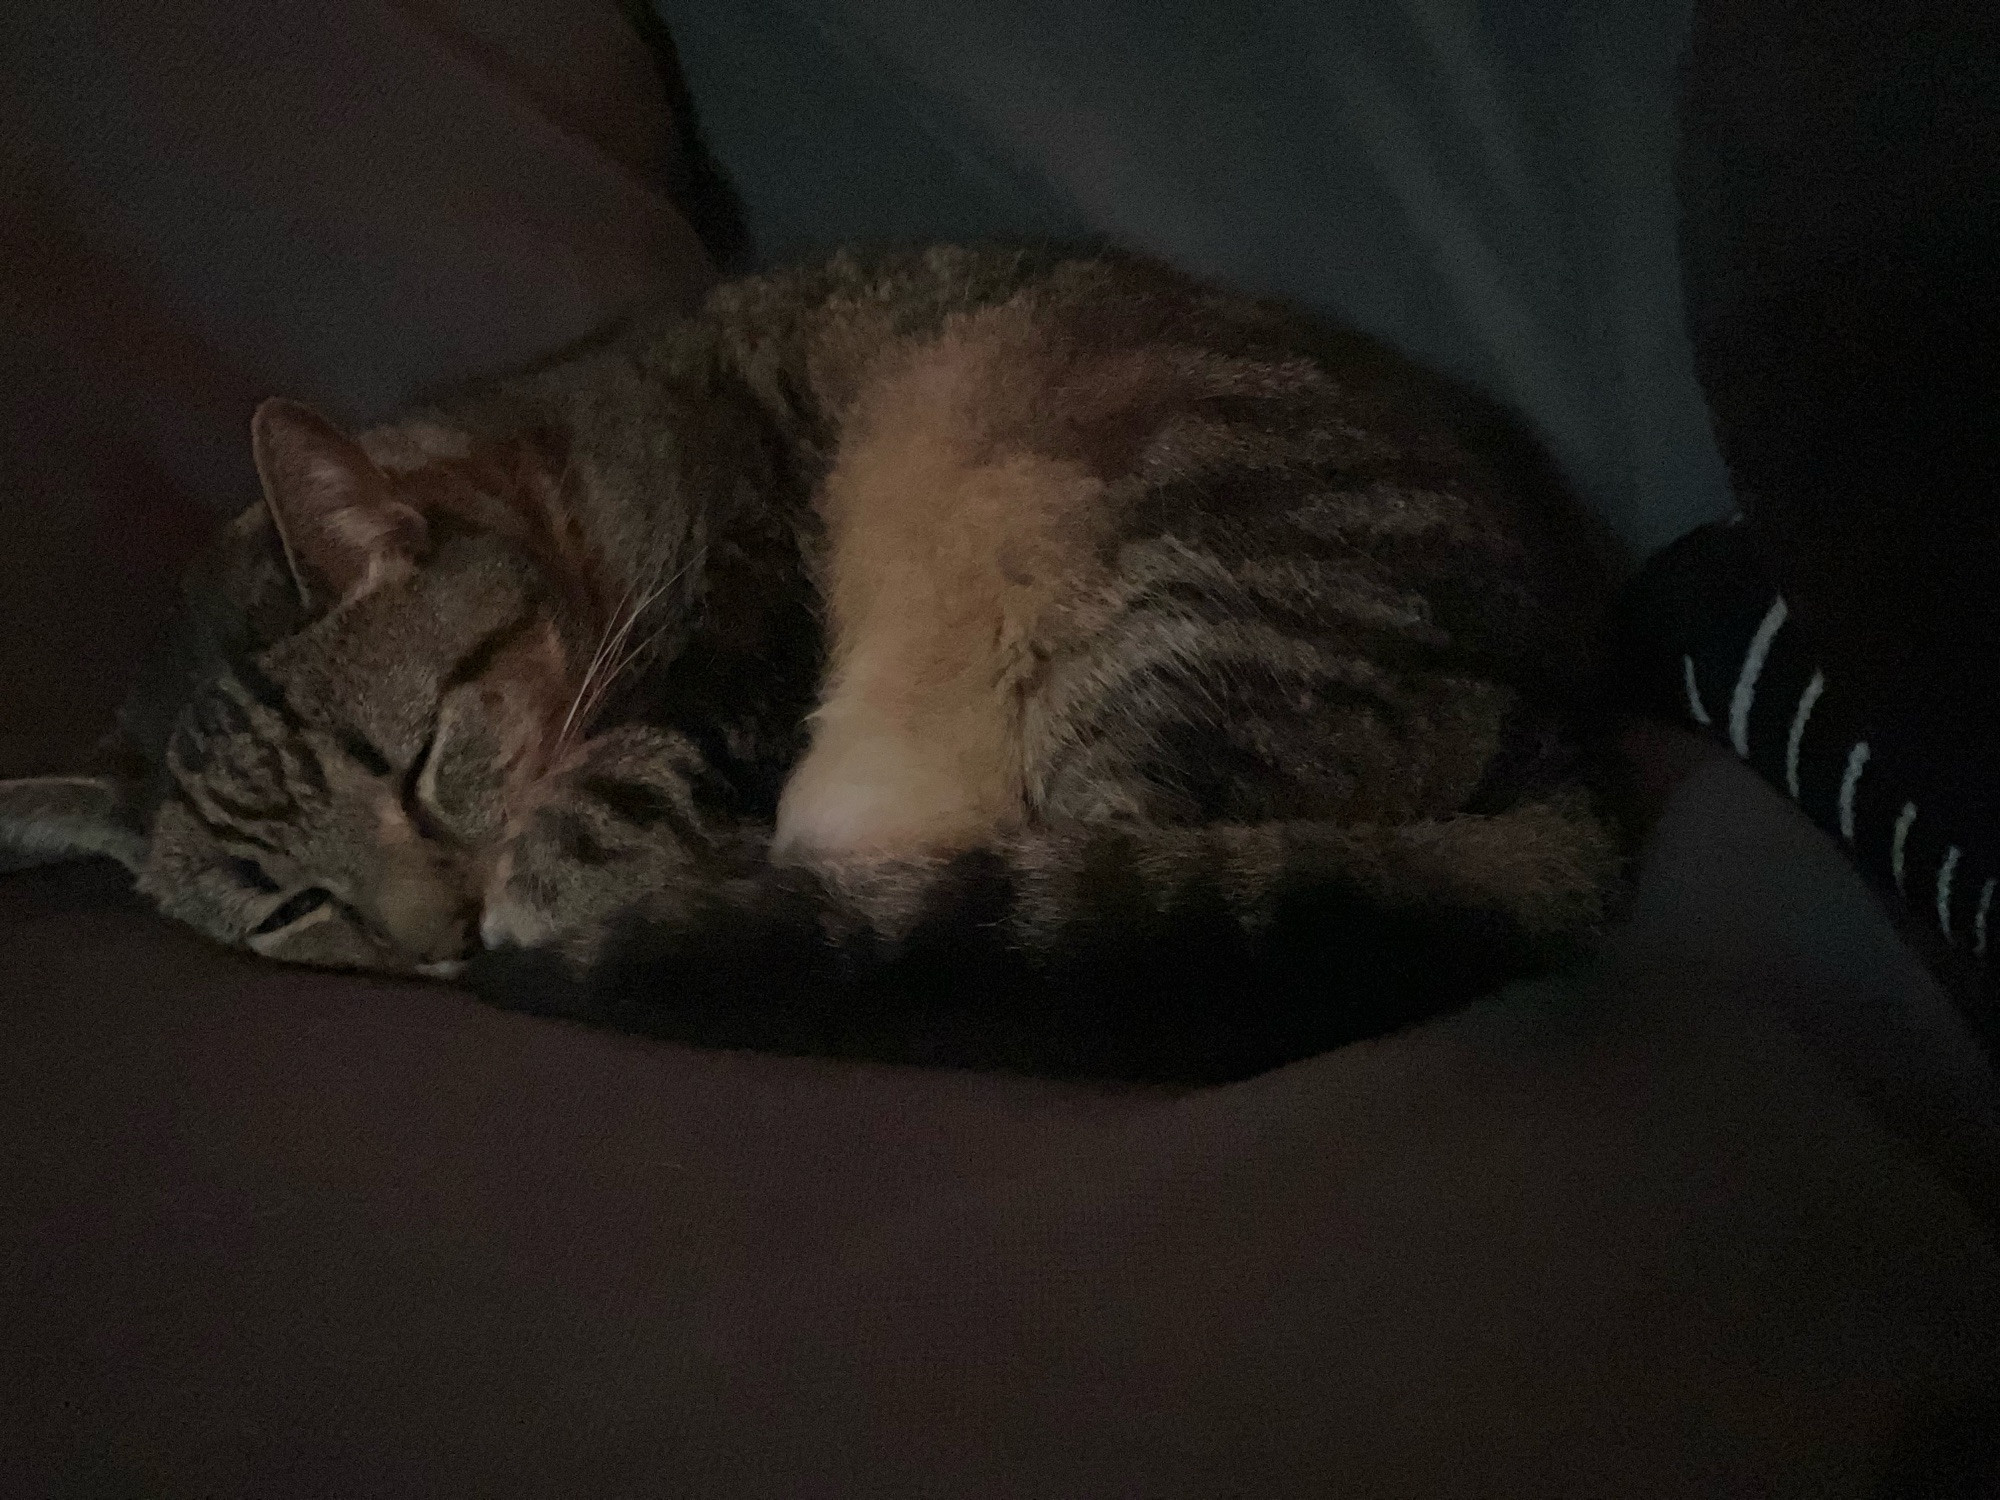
[661,0,1733,556]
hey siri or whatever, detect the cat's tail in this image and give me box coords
[471,797,1619,1083]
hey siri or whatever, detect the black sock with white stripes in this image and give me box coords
[1620,521,1998,1033]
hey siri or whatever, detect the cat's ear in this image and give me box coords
[251,398,428,612]
[0,775,146,875]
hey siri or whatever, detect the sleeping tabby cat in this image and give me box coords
[1,246,1621,1080]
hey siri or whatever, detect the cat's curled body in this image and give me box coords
[3,246,1622,1080]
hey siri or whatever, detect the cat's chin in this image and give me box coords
[416,959,467,981]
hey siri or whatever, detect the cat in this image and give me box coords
[1,245,1623,1081]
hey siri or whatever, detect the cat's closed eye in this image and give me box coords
[251,886,333,936]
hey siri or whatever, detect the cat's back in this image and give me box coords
[442,243,1615,710]
[706,245,1617,701]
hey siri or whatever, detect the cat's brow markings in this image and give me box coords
[170,785,284,856]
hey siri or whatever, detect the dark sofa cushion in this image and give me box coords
[6,756,2000,1495]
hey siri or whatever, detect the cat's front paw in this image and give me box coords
[476,845,569,956]
[476,725,721,967]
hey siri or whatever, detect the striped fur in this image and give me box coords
[1,246,1622,1079]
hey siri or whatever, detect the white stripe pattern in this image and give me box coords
[1838,741,1870,843]
[1937,846,1961,940]
[1729,596,1788,758]
[1784,670,1825,801]
[1978,879,1995,960]
[1682,655,1711,727]
[1891,801,1918,895]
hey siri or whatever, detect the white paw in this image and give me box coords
[773,729,986,861]
[478,850,554,950]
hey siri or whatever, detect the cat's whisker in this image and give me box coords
[556,549,693,755]
[569,553,698,738]
[556,607,623,753]
[579,570,664,714]
[557,562,654,752]
[583,614,676,727]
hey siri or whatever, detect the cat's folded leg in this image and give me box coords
[469,740,1623,1078]
[467,721,894,1055]
[474,722,759,967]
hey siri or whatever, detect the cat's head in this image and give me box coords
[0,399,611,973]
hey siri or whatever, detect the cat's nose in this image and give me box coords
[401,912,478,970]
[382,896,479,966]
[377,855,481,964]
